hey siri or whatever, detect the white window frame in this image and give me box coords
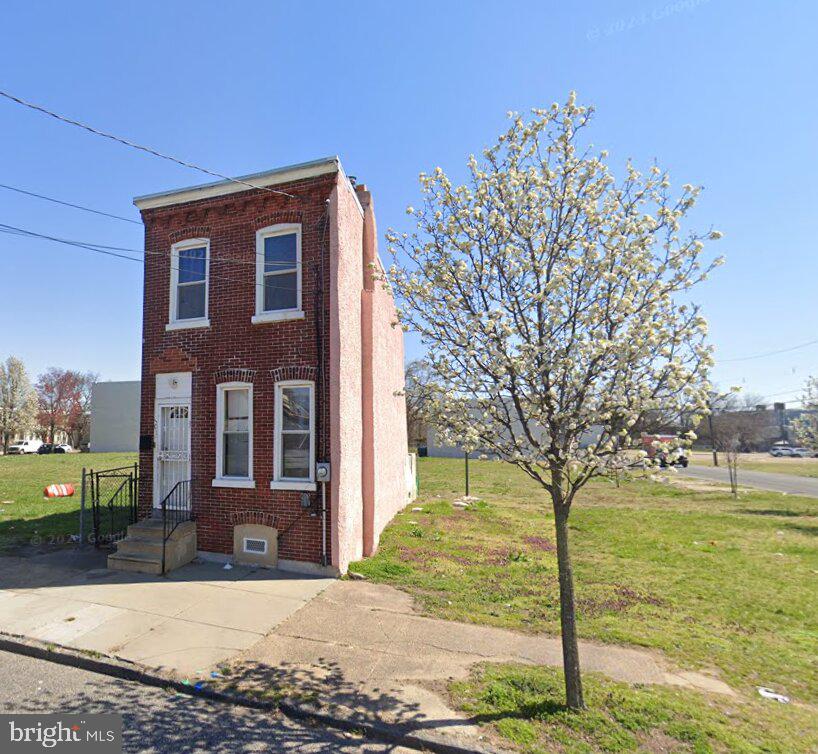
[272,380,316,491]
[252,223,304,324]
[167,238,210,331]
[213,382,255,489]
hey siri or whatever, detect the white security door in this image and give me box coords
[154,403,191,509]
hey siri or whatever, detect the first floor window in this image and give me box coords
[216,383,252,480]
[274,381,315,483]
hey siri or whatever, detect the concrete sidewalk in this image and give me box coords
[0,549,332,675]
[226,580,735,750]
[0,550,739,753]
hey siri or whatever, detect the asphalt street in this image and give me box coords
[681,464,818,497]
[0,650,414,753]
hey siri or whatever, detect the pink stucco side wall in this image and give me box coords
[329,174,364,574]
[366,280,409,550]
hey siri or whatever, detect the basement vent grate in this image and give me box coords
[243,537,268,555]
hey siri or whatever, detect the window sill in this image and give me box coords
[251,310,305,325]
[166,318,210,332]
[270,480,317,492]
[212,478,256,489]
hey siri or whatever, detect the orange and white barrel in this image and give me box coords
[44,483,75,498]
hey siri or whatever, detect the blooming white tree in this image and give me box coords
[0,356,38,453]
[386,93,722,709]
[793,376,818,452]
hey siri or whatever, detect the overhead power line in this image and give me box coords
[0,182,141,224]
[0,221,303,291]
[0,89,298,200]
[0,223,141,262]
[0,221,295,268]
[760,387,804,399]
[0,223,143,254]
[720,338,818,363]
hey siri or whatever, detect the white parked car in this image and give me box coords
[789,447,814,458]
[6,439,43,455]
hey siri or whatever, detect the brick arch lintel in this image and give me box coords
[168,226,211,243]
[254,211,302,230]
[230,510,277,528]
[269,366,317,384]
[213,367,257,385]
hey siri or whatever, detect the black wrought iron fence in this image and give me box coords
[83,464,139,548]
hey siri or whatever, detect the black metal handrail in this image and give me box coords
[160,479,193,574]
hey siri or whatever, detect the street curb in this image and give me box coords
[0,632,497,754]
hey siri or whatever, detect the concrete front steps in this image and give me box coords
[108,518,196,575]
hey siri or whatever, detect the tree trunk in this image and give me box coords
[552,500,585,709]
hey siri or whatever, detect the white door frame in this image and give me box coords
[153,372,192,510]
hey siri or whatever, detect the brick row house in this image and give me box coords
[109,157,412,576]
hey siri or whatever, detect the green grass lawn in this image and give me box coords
[690,450,818,478]
[451,664,817,754]
[0,452,137,551]
[350,457,818,752]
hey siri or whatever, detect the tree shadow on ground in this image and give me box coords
[738,508,817,518]
[2,663,413,753]
[221,658,481,742]
[782,522,818,537]
[0,509,82,553]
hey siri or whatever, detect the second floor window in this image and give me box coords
[254,224,302,323]
[169,239,209,328]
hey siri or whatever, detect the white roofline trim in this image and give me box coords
[133,156,341,211]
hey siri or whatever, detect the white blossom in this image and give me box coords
[383,93,720,498]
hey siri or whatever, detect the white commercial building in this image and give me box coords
[90,381,141,452]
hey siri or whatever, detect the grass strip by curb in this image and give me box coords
[0,631,500,754]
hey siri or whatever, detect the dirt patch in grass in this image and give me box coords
[578,585,665,617]
[524,535,556,551]
[397,546,430,564]
[636,729,692,753]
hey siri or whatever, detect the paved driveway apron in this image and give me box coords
[681,465,818,497]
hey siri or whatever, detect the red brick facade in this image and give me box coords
[137,172,335,565]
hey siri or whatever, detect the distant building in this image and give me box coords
[425,421,602,458]
[696,402,816,451]
[90,381,141,452]
[424,428,499,459]
[7,429,68,447]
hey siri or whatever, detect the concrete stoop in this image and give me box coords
[108,518,196,575]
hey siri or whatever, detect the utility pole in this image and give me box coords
[708,409,718,467]
[464,450,470,497]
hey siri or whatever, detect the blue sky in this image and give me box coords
[1,1,816,405]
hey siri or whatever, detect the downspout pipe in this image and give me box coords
[321,480,327,567]
[356,184,377,557]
